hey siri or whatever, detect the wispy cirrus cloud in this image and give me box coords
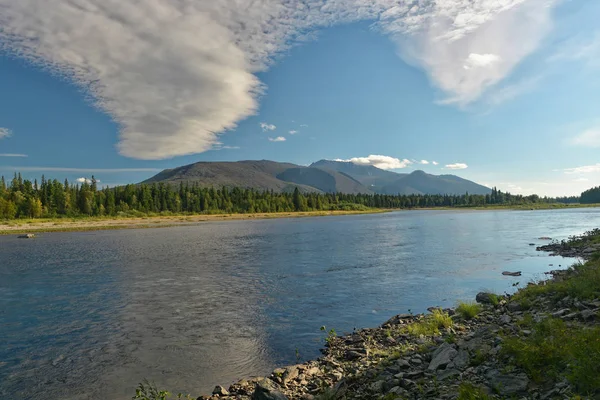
[268,136,286,142]
[445,163,468,170]
[570,128,600,148]
[289,130,298,135]
[0,166,161,173]
[0,128,12,139]
[562,163,600,174]
[336,155,412,170]
[432,161,439,166]
[0,0,560,159]
[0,153,28,157]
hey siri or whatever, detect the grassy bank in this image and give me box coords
[0,209,390,235]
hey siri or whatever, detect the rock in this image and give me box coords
[281,366,299,385]
[580,309,597,321]
[252,379,288,400]
[476,292,496,304]
[437,368,460,381]
[428,342,457,371]
[499,314,511,324]
[551,309,570,318]
[212,386,229,396]
[344,350,363,361]
[369,380,385,393]
[17,233,35,239]
[502,271,522,276]
[507,302,523,312]
[486,370,529,395]
[451,349,470,370]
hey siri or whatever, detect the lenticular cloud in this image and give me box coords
[0,0,558,159]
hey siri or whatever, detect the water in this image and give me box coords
[1,208,599,399]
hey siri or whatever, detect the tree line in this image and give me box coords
[581,186,600,204]
[0,173,583,219]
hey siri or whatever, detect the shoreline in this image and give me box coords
[179,230,600,400]
[3,205,600,236]
[0,209,390,235]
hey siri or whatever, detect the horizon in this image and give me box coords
[1,1,600,196]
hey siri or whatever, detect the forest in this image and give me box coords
[0,173,583,219]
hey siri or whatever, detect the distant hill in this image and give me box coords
[142,160,372,194]
[143,159,490,195]
[310,160,490,195]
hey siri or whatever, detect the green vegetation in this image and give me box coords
[405,309,453,336]
[457,382,491,400]
[581,186,600,204]
[456,301,483,320]
[320,326,337,344]
[132,380,192,400]
[0,173,590,221]
[502,317,600,394]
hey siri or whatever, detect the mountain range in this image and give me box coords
[143,159,491,195]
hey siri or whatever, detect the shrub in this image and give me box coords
[456,301,482,320]
[405,310,452,336]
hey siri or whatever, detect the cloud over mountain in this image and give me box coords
[0,0,559,159]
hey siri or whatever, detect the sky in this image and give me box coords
[0,0,599,196]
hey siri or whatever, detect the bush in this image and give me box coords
[456,301,482,320]
[405,310,453,336]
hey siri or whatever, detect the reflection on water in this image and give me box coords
[1,208,599,399]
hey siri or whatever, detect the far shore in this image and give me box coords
[0,209,390,235]
[2,204,599,235]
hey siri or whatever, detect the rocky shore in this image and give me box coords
[183,230,600,400]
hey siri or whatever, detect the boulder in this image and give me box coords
[252,379,288,400]
[486,370,529,395]
[17,233,35,239]
[476,292,496,304]
[428,342,457,371]
[502,271,522,276]
[212,386,229,396]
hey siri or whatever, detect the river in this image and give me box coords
[1,208,599,399]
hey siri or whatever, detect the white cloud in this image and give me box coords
[289,130,298,135]
[485,76,542,106]
[550,32,600,68]
[76,177,100,184]
[463,53,500,70]
[0,128,12,139]
[0,0,560,158]
[563,163,600,174]
[574,177,589,182]
[445,163,468,170]
[300,124,308,127]
[0,153,27,157]
[260,122,276,132]
[432,161,439,165]
[571,128,600,148]
[268,136,286,142]
[337,155,412,170]
[418,160,429,165]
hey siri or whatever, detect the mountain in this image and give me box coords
[142,160,372,194]
[143,159,490,196]
[310,160,491,195]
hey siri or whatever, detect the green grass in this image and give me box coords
[502,317,600,395]
[456,301,483,320]
[457,382,491,400]
[405,310,453,336]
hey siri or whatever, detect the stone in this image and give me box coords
[499,314,511,324]
[17,233,35,239]
[486,370,529,395]
[452,349,470,370]
[212,386,229,396]
[580,309,597,321]
[551,309,570,318]
[369,380,385,393]
[281,366,299,385]
[437,368,460,381]
[331,379,348,399]
[344,350,363,361]
[476,292,496,304]
[252,379,289,400]
[428,342,457,371]
[507,302,523,312]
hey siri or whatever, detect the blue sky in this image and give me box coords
[0,0,599,196]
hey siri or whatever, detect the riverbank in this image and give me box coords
[157,229,600,400]
[0,209,390,235]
